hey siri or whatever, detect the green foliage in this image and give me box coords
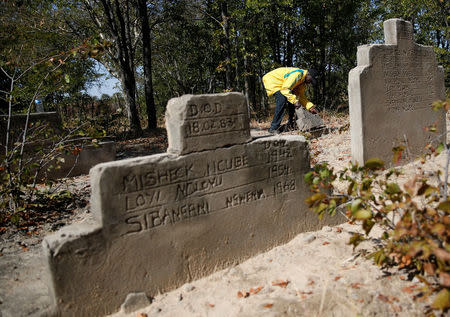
[1,38,108,227]
[0,0,99,114]
[305,103,450,312]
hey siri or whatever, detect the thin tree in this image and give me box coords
[137,0,157,130]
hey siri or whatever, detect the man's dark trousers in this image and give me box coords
[269,91,295,132]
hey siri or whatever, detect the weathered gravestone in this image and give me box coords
[349,18,446,165]
[295,107,325,132]
[43,92,343,316]
[166,93,251,155]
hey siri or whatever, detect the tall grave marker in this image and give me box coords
[43,92,343,316]
[349,19,446,165]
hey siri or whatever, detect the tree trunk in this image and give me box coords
[220,1,232,90]
[256,44,267,113]
[243,37,250,104]
[234,28,240,91]
[99,0,141,135]
[138,0,157,130]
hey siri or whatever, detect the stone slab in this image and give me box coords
[295,107,324,131]
[0,112,63,150]
[166,93,251,155]
[349,18,446,166]
[43,135,344,316]
[41,141,116,180]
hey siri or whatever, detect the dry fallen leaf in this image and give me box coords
[272,280,289,288]
[334,276,342,281]
[401,285,417,293]
[263,304,273,308]
[378,294,399,304]
[439,272,450,287]
[378,294,390,303]
[392,305,402,312]
[237,291,243,298]
[336,227,343,233]
[297,291,313,295]
[249,286,263,295]
[399,276,406,280]
[307,280,315,286]
[322,241,330,245]
[137,313,148,317]
[207,303,215,308]
[350,283,363,289]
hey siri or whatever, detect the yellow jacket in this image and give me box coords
[262,67,314,110]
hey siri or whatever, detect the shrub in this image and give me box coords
[305,100,449,313]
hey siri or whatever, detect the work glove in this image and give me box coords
[294,101,301,109]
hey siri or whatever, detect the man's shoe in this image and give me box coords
[268,128,280,135]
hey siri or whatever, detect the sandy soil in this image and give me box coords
[0,113,448,317]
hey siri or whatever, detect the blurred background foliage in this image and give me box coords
[0,0,448,133]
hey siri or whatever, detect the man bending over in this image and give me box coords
[263,67,317,134]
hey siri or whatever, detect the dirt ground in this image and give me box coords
[0,112,448,317]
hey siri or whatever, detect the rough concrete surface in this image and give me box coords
[349,18,446,166]
[165,92,251,155]
[43,135,344,316]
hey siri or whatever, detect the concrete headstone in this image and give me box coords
[295,107,324,132]
[349,18,446,165]
[43,92,343,316]
[166,93,251,155]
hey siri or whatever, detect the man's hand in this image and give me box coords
[309,107,318,114]
[294,101,301,109]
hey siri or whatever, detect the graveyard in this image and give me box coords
[0,106,448,316]
[1,3,449,316]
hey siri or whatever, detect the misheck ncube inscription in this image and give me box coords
[115,139,301,236]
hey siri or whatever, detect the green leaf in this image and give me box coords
[437,200,450,212]
[392,146,405,164]
[435,143,444,155]
[315,203,328,219]
[368,249,386,266]
[364,158,384,170]
[347,181,356,195]
[319,168,330,179]
[305,193,326,206]
[348,233,365,249]
[353,209,372,220]
[385,183,401,195]
[351,198,363,214]
[432,100,444,111]
[304,171,314,184]
[431,288,450,310]
[64,74,70,83]
[431,223,445,235]
[362,219,375,234]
